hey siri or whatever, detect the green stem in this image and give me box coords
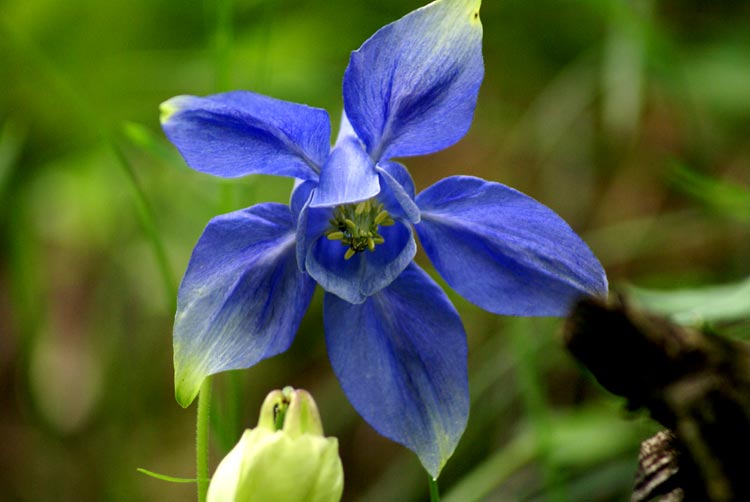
[197,377,213,502]
[428,476,440,502]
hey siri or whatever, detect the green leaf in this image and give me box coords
[629,277,750,324]
[136,468,207,484]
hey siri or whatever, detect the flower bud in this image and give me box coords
[207,387,344,502]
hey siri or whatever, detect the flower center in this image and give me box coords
[325,199,394,260]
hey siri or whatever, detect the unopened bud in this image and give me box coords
[207,387,343,502]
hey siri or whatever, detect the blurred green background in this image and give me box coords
[1,0,749,500]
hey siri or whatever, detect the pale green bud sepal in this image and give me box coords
[207,388,344,502]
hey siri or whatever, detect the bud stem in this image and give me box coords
[197,377,213,502]
[429,476,440,502]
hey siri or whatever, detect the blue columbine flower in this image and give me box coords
[161,0,607,477]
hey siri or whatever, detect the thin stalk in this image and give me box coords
[510,319,567,502]
[0,21,177,309]
[213,0,233,93]
[428,476,440,502]
[109,140,177,307]
[211,370,245,454]
[214,0,237,216]
[224,370,243,445]
[197,377,213,502]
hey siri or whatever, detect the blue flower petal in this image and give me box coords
[311,137,380,208]
[161,91,330,181]
[173,203,316,407]
[304,216,416,303]
[334,109,359,146]
[416,176,608,316]
[343,0,483,161]
[324,262,469,478]
[376,161,421,224]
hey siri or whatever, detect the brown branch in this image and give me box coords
[563,296,750,501]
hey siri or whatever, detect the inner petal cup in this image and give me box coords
[311,137,380,208]
[304,213,416,304]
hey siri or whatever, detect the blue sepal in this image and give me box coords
[343,0,484,162]
[161,92,330,181]
[416,176,608,316]
[324,262,469,478]
[173,203,316,406]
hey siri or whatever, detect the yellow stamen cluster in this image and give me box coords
[326,199,394,260]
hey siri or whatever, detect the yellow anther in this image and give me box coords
[327,198,395,259]
[374,211,389,225]
[360,200,374,214]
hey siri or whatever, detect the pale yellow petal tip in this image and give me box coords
[159,98,181,124]
[465,0,482,25]
[174,364,205,408]
[174,384,198,408]
[471,5,481,26]
[435,0,482,28]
